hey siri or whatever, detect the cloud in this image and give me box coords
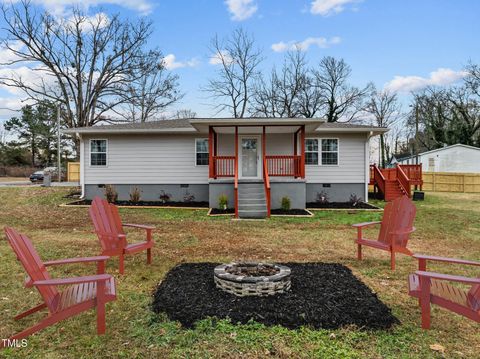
[0,97,27,120]
[225,0,257,21]
[163,54,199,70]
[310,0,361,16]
[208,50,234,65]
[384,68,468,93]
[69,12,110,32]
[271,36,341,52]
[3,0,154,16]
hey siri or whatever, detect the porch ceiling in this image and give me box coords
[190,118,324,133]
[213,126,301,134]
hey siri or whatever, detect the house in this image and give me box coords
[64,118,388,218]
[395,144,480,173]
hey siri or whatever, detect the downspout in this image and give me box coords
[78,133,85,199]
[365,131,373,202]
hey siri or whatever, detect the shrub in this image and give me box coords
[129,186,142,203]
[281,196,291,211]
[349,193,363,207]
[104,185,118,203]
[218,194,228,210]
[315,190,329,204]
[159,190,171,203]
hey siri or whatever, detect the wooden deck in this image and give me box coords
[370,164,423,201]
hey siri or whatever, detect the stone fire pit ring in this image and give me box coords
[214,262,291,297]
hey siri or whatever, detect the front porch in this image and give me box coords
[207,124,307,218]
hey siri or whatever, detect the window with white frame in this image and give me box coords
[90,139,107,166]
[321,139,338,165]
[305,138,339,165]
[195,138,209,165]
[305,139,319,165]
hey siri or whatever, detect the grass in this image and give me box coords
[0,187,479,358]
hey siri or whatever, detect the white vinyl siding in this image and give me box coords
[82,132,368,185]
[217,133,294,155]
[83,134,208,184]
[305,133,366,183]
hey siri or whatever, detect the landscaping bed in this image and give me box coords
[152,262,399,330]
[209,208,235,215]
[271,209,312,216]
[307,202,380,210]
[65,199,209,208]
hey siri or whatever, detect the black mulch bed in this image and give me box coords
[209,208,311,216]
[65,199,209,207]
[152,263,399,330]
[307,202,379,209]
[271,209,311,215]
[209,208,235,215]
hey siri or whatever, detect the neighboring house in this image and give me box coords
[395,144,480,173]
[64,118,387,218]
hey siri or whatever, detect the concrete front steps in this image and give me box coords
[238,182,267,219]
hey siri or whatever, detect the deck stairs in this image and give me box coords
[370,164,423,201]
[237,182,267,219]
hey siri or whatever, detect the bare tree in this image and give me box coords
[365,88,402,167]
[205,28,263,118]
[251,48,322,118]
[172,109,197,119]
[0,2,160,152]
[113,50,183,122]
[251,68,281,117]
[314,56,372,122]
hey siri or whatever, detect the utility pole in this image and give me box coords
[415,104,419,165]
[57,105,61,182]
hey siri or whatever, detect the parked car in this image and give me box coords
[29,167,61,183]
[29,170,44,182]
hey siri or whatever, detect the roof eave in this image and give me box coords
[62,128,196,135]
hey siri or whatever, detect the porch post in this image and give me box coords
[234,126,239,218]
[293,129,298,178]
[208,126,214,178]
[300,125,305,178]
[262,126,266,163]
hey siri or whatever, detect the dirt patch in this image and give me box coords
[152,262,399,330]
[65,199,209,207]
[307,202,379,209]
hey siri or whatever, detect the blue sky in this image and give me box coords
[1,0,479,120]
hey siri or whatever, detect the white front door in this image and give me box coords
[239,136,262,178]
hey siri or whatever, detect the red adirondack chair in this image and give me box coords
[2,227,116,347]
[89,196,154,274]
[352,195,416,270]
[408,254,480,329]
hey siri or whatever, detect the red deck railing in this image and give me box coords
[266,155,302,177]
[396,165,411,197]
[212,156,235,177]
[399,164,423,185]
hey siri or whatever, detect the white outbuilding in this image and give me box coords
[396,144,480,173]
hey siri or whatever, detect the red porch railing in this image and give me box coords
[212,156,235,177]
[266,155,302,177]
[399,164,423,186]
[396,165,411,197]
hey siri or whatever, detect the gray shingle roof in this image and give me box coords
[63,118,387,134]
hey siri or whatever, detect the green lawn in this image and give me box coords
[0,188,479,358]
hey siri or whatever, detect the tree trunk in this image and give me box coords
[380,134,386,168]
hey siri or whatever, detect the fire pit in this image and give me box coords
[214,262,291,297]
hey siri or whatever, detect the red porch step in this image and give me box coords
[384,180,406,201]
